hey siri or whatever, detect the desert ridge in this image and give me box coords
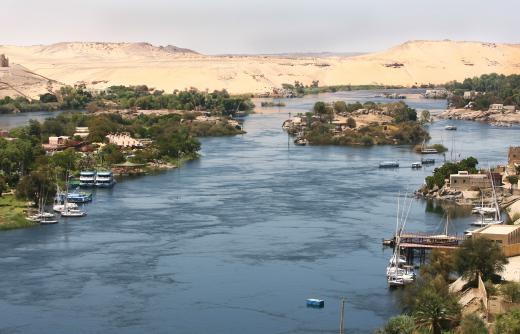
[1,40,520,98]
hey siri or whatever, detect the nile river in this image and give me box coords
[1,90,520,333]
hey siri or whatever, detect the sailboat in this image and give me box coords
[386,193,416,287]
[28,186,58,224]
[471,173,503,226]
[60,171,87,218]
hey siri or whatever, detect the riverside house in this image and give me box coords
[472,225,520,257]
[449,171,490,191]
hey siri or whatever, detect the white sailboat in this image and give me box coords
[471,173,502,226]
[60,171,87,218]
[387,193,416,287]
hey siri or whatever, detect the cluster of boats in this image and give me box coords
[79,171,116,188]
[379,158,435,169]
[27,170,116,225]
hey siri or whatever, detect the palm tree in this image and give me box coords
[413,289,459,334]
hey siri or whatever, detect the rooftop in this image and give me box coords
[477,225,520,235]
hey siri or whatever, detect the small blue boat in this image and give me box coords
[65,190,93,203]
[306,299,324,308]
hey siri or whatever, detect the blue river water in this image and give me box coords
[0,90,519,333]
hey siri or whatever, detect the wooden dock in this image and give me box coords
[387,232,465,250]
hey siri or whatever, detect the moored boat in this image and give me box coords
[79,171,96,187]
[445,125,457,131]
[421,158,435,164]
[95,171,116,188]
[379,161,399,168]
[411,162,422,169]
[306,299,324,308]
[294,137,308,146]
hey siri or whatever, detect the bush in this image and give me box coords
[495,309,520,334]
[346,117,356,128]
[458,314,488,334]
[378,315,415,334]
[502,282,520,303]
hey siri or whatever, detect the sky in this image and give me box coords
[2,0,519,54]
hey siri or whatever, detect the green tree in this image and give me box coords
[0,175,7,196]
[501,282,520,303]
[347,117,356,128]
[100,144,125,166]
[39,93,58,103]
[455,238,508,282]
[412,288,460,334]
[495,309,520,334]
[378,315,415,334]
[458,314,487,334]
[16,166,56,204]
[313,101,328,119]
[50,148,80,172]
[420,110,431,124]
[333,101,347,114]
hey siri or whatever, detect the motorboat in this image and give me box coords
[445,125,457,131]
[39,217,59,225]
[294,137,308,146]
[53,202,78,212]
[421,158,435,164]
[379,161,399,168]
[306,299,324,308]
[66,191,93,203]
[60,208,87,217]
[411,162,422,169]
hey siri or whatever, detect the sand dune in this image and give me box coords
[1,40,520,98]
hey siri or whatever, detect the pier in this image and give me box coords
[399,232,465,250]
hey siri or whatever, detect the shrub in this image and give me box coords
[502,282,520,303]
[458,314,488,334]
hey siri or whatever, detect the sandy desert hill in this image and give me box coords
[1,40,520,98]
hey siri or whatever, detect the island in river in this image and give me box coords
[283,101,430,146]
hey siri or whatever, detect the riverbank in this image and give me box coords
[0,194,36,231]
[438,108,520,126]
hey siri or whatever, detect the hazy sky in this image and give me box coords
[2,0,519,54]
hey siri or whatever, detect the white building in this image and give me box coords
[106,133,143,148]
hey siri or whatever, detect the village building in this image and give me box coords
[0,54,8,67]
[106,133,143,148]
[503,105,516,113]
[73,127,90,139]
[43,136,70,151]
[423,89,451,99]
[489,104,516,113]
[472,225,520,257]
[449,171,491,190]
[463,90,483,99]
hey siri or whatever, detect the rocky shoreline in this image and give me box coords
[437,108,520,126]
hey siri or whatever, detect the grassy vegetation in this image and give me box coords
[281,81,405,97]
[0,85,255,116]
[0,194,35,231]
